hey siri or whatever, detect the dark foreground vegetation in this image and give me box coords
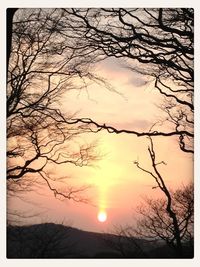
[7,223,193,258]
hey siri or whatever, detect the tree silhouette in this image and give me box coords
[63,8,193,153]
[7,8,194,199]
[7,9,102,202]
[6,10,194,259]
[133,184,194,257]
[7,8,18,72]
[133,138,193,257]
[62,9,193,256]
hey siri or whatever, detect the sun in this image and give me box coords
[97,211,107,222]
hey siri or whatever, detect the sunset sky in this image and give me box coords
[8,56,193,232]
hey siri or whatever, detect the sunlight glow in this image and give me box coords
[97,211,107,222]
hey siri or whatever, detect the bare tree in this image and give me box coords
[7,8,18,72]
[8,9,193,197]
[7,9,103,203]
[133,138,193,257]
[52,9,193,257]
[63,8,194,153]
[61,9,194,256]
[7,10,194,252]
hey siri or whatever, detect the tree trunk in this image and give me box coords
[7,8,18,74]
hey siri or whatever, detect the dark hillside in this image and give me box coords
[7,223,193,258]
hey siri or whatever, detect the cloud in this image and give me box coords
[111,119,152,131]
[98,57,128,74]
[127,76,148,87]
[98,57,148,89]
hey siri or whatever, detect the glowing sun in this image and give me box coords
[97,211,107,222]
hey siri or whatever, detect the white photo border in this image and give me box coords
[1,1,199,266]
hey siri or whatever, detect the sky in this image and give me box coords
[7,56,193,233]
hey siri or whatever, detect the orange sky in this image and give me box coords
[7,57,193,232]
